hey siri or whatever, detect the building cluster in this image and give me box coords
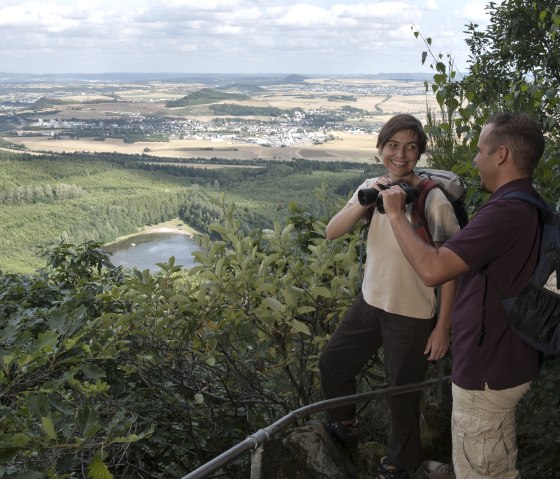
[0,78,427,147]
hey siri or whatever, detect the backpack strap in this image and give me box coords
[358,208,374,280]
[502,190,559,288]
[503,191,556,221]
[412,178,438,245]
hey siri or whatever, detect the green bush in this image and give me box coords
[1,192,558,477]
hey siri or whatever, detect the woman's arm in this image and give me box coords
[425,277,456,360]
[325,201,372,240]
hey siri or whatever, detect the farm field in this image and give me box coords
[1,74,438,164]
[10,130,383,162]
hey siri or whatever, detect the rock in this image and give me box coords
[260,422,358,479]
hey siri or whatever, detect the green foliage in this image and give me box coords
[517,357,560,477]
[413,0,560,206]
[0,191,366,476]
[0,183,86,204]
[0,241,153,478]
[1,189,558,477]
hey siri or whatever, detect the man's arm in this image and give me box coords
[380,186,470,286]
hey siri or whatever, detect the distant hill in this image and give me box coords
[165,88,250,108]
[31,97,67,110]
[222,83,266,94]
[280,74,307,84]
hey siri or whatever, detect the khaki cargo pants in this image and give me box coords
[451,382,531,479]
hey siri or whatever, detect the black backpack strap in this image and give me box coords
[502,190,556,220]
[502,190,559,288]
[478,270,488,346]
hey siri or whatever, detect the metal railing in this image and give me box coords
[181,374,450,479]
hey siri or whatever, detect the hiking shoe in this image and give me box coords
[322,419,359,447]
[422,460,456,479]
[372,456,410,479]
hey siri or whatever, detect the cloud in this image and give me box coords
[211,24,243,35]
[424,0,437,11]
[161,0,239,10]
[0,0,499,74]
[333,2,417,19]
[269,5,339,28]
[462,1,493,23]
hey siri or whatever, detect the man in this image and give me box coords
[380,112,543,478]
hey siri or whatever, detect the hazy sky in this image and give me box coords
[0,0,500,75]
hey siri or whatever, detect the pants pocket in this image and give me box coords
[453,412,515,476]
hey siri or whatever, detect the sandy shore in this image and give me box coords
[105,218,198,246]
[141,225,194,237]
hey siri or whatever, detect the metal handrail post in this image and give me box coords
[181,376,450,479]
[250,444,264,479]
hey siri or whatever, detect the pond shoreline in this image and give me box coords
[104,218,198,247]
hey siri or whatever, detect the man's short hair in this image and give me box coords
[487,112,545,175]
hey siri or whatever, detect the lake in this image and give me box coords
[104,232,200,271]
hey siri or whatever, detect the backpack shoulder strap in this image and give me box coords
[412,178,438,245]
[503,190,560,289]
[503,191,558,223]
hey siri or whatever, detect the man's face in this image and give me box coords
[378,129,420,181]
[473,124,498,192]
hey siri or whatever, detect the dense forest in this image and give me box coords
[0,150,374,273]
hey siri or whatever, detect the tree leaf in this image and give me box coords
[42,414,57,440]
[78,406,100,437]
[310,286,331,299]
[262,297,283,311]
[87,455,113,479]
[289,319,311,336]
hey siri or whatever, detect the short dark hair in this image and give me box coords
[487,112,544,176]
[376,114,427,155]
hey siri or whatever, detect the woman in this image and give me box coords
[319,114,459,479]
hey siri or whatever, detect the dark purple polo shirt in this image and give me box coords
[444,178,540,390]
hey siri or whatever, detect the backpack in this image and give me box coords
[358,169,468,273]
[413,169,469,245]
[494,191,560,355]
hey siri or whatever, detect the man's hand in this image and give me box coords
[379,185,407,216]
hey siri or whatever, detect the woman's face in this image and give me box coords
[378,129,420,181]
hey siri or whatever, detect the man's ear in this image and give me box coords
[496,145,509,165]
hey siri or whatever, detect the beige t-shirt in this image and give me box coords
[349,177,460,319]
